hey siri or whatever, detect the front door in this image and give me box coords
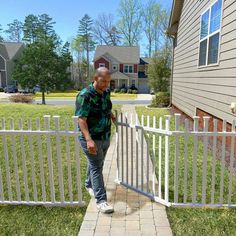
[110,80,115,91]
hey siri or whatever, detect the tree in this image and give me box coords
[13,40,72,104]
[93,14,121,46]
[147,48,171,93]
[78,14,96,81]
[142,0,161,57]
[5,19,23,42]
[71,36,87,89]
[23,14,40,44]
[117,0,142,46]
[0,24,4,42]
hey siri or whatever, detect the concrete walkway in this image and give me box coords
[78,105,172,236]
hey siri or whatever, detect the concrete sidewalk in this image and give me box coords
[78,105,172,236]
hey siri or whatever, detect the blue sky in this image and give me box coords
[1,0,172,54]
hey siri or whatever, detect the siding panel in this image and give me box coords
[172,0,236,123]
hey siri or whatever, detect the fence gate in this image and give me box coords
[0,115,84,207]
[116,112,236,208]
[115,112,171,207]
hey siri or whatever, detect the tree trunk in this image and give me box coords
[42,91,46,105]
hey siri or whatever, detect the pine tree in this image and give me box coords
[78,14,96,81]
[5,19,23,42]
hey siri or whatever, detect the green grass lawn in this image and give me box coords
[0,103,120,235]
[34,92,137,100]
[136,106,236,236]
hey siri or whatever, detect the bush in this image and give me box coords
[127,89,133,94]
[151,91,169,107]
[114,88,120,93]
[132,90,138,94]
[0,87,4,92]
[120,88,127,93]
[9,94,34,104]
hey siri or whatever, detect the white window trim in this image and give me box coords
[99,63,105,67]
[198,0,223,68]
[124,64,134,73]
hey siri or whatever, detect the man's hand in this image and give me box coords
[111,113,116,123]
[87,139,97,155]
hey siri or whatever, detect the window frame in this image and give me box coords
[99,63,105,67]
[124,64,134,73]
[198,0,223,68]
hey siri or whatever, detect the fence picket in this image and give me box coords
[10,118,21,201]
[164,115,171,203]
[2,118,13,201]
[73,116,83,203]
[158,117,162,199]
[125,114,129,184]
[220,120,227,204]
[152,116,156,195]
[44,115,55,203]
[54,116,65,203]
[183,119,189,203]
[211,119,217,204]
[174,114,180,203]
[65,118,73,202]
[202,117,210,204]
[19,118,30,202]
[192,116,199,204]
[27,119,38,202]
[228,120,235,205]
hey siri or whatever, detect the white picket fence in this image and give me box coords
[0,115,84,207]
[116,112,236,208]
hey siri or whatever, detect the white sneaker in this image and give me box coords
[97,202,114,214]
[85,187,94,197]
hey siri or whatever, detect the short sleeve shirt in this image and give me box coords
[75,83,112,140]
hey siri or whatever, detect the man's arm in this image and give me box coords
[78,117,97,155]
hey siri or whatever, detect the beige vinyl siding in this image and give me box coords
[172,0,236,123]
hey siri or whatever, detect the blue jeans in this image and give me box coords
[79,139,110,203]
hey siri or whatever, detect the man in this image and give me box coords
[75,67,115,214]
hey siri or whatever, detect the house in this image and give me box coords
[167,0,236,128]
[0,42,24,88]
[94,45,150,93]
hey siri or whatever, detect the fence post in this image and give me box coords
[164,115,171,203]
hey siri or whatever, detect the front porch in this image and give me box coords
[110,71,138,90]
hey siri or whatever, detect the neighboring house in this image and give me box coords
[167,0,236,127]
[94,45,150,93]
[0,42,24,88]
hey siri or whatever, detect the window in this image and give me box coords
[99,63,105,67]
[124,65,133,73]
[112,64,117,71]
[199,0,222,66]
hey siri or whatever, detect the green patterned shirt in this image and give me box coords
[75,83,112,140]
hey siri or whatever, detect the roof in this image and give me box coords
[166,0,184,36]
[94,45,140,64]
[0,42,24,60]
[140,57,151,64]
[111,71,129,80]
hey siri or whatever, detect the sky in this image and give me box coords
[0,0,172,55]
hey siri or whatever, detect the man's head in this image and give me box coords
[93,67,111,93]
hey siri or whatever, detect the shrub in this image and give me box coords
[127,89,133,94]
[151,91,170,107]
[120,88,127,93]
[132,90,138,94]
[0,87,4,92]
[9,94,34,104]
[114,88,120,93]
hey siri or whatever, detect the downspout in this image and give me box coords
[168,35,175,108]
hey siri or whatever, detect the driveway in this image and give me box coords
[0,92,11,99]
